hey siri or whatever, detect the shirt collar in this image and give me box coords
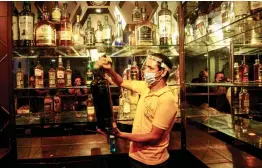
[147,86,170,97]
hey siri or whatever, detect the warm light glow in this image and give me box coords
[248,132,256,136]
[96,8,102,13]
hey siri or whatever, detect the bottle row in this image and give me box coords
[12,1,178,48]
[184,1,262,44]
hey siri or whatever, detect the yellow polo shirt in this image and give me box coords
[129,81,178,165]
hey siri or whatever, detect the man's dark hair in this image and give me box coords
[214,71,224,80]
[199,70,207,78]
[151,53,173,80]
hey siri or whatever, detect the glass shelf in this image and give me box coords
[186,82,262,87]
[13,44,179,59]
[185,10,262,56]
[14,85,119,90]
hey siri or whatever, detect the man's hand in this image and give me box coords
[96,122,122,137]
[94,56,112,72]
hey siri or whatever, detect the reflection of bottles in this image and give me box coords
[44,93,53,113]
[51,1,61,22]
[65,60,72,87]
[103,15,112,46]
[85,17,95,45]
[48,62,56,88]
[254,59,260,82]
[19,1,34,46]
[12,2,19,47]
[16,62,24,88]
[35,59,44,88]
[234,62,239,83]
[239,88,249,114]
[158,1,172,45]
[91,65,114,132]
[60,3,72,46]
[54,92,61,112]
[56,55,65,88]
[72,15,83,46]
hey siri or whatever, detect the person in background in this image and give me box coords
[68,76,88,96]
[96,53,177,168]
[191,70,208,83]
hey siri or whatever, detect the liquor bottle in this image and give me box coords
[239,57,249,82]
[56,55,65,88]
[35,3,56,46]
[123,25,133,45]
[54,91,61,112]
[95,21,103,44]
[103,15,112,46]
[233,1,249,19]
[51,1,61,23]
[123,90,131,119]
[65,60,72,87]
[60,3,72,46]
[195,2,208,38]
[158,1,172,45]
[48,62,56,88]
[19,1,34,46]
[132,1,141,22]
[72,15,83,46]
[123,59,132,80]
[234,62,240,83]
[254,59,260,82]
[239,88,249,113]
[250,1,262,21]
[86,57,93,85]
[86,94,95,120]
[115,15,123,47]
[35,59,44,88]
[185,18,193,44]
[44,93,53,113]
[232,87,240,114]
[135,6,156,45]
[221,1,234,33]
[129,31,136,46]
[131,59,140,80]
[91,59,114,132]
[12,2,19,47]
[16,62,24,88]
[85,17,95,45]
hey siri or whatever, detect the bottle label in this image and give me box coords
[49,72,56,85]
[234,2,249,16]
[132,11,141,22]
[60,30,71,40]
[57,70,64,78]
[251,1,262,10]
[95,31,103,43]
[138,25,153,45]
[66,74,71,85]
[16,73,22,87]
[87,106,95,115]
[244,100,249,107]
[19,16,34,40]
[123,100,131,113]
[159,15,171,38]
[35,78,43,85]
[103,28,111,40]
[52,9,61,22]
[234,68,239,81]
[36,25,55,45]
[85,31,94,45]
[259,68,262,80]
[243,67,248,82]
[12,16,18,40]
[35,69,42,77]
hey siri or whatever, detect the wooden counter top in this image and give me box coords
[17,131,181,160]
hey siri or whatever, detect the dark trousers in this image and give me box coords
[129,157,169,168]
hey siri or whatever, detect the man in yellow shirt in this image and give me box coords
[96,53,178,168]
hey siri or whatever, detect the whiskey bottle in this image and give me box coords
[239,88,249,113]
[195,3,208,38]
[48,62,56,88]
[234,62,240,83]
[86,57,93,85]
[135,6,156,45]
[86,94,95,120]
[91,61,114,132]
[35,3,56,46]
[19,1,34,46]
[103,15,112,46]
[158,1,172,45]
[131,59,140,80]
[60,3,72,46]
[16,62,24,88]
[221,1,234,33]
[65,60,72,87]
[44,93,53,113]
[185,18,193,44]
[95,21,103,44]
[84,17,95,45]
[253,59,260,82]
[56,55,65,88]
[239,57,249,82]
[72,15,83,46]
[232,87,240,114]
[35,59,44,88]
[12,2,19,47]
[54,91,61,112]
[250,1,262,21]
[132,1,141,22]
[115,15,123,47]
[51,1,61,23]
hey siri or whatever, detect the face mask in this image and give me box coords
[144,72,162,86]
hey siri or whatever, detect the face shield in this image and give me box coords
[141,55,171,74]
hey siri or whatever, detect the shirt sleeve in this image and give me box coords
[131,81,148,95]
[152,97,177,130]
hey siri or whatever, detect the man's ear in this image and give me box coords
[161,70,167,77]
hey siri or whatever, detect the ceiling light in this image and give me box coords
[96,8,102,13]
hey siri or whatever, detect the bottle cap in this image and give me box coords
[110,135,115,138]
